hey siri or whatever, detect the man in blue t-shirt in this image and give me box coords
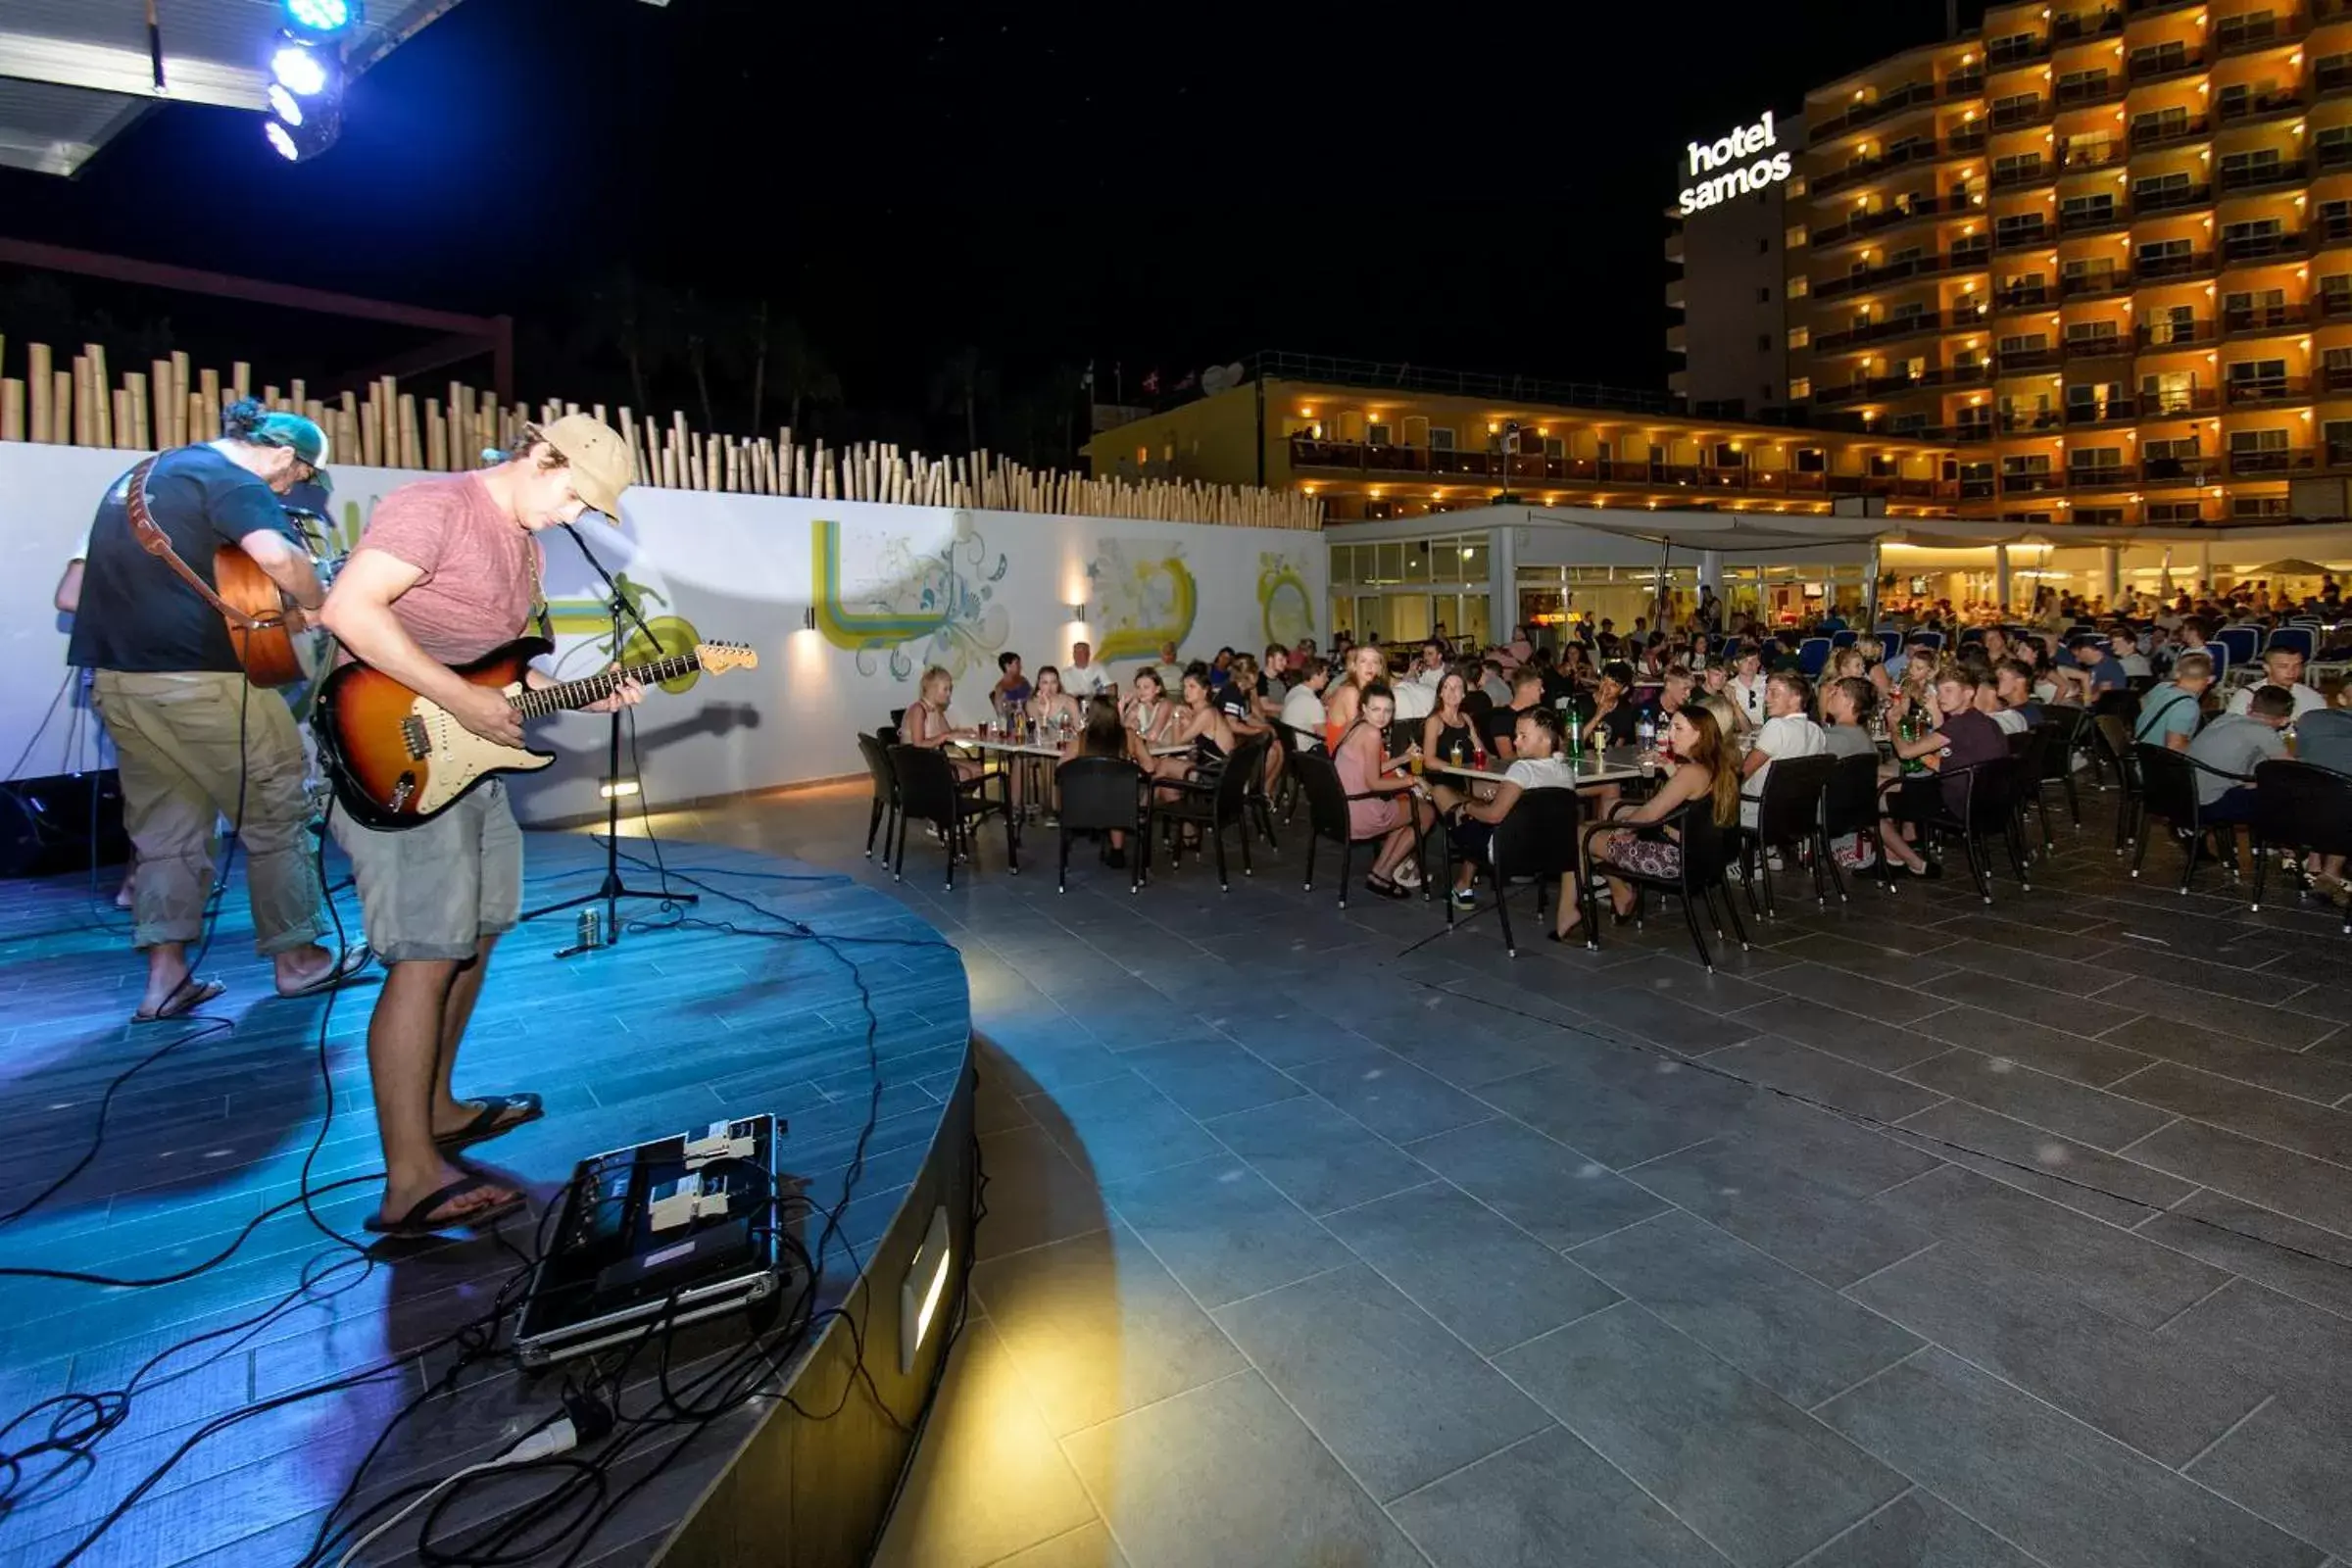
[2132,652,2212,752]
[68,404,359,1022]
[2072,636,2129,695]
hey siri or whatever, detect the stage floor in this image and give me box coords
[0,821,969,1567]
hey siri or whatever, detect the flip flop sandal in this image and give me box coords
[275,944,374,1000]
[433,1093,545,1152]
[1363,876,1410,901]
[131,976,224,1023]
[363,1175,526,1240]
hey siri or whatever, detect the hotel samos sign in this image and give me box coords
[1677,111,1792,216]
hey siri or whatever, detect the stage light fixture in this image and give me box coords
[900,1206,953,1374]
[599,777,643,800]
[262,31,344,162]
[280,0,363,39]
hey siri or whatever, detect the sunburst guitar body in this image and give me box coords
[316,636,757,830]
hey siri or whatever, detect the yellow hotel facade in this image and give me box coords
[1082,353,1960,524]
[1794,0,2352,525]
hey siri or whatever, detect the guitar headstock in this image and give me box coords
[696,641,760,674]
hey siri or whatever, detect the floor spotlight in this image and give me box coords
[263,31,343,161]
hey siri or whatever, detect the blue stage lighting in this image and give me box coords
[265,120,302,161]
[270,41,329,97]
[281,0,363,38]
[262,30,344,162]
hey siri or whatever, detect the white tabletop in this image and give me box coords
[1426,750,1647,787]
[953,738,1064,758]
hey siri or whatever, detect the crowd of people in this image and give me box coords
[881,575,2352,923]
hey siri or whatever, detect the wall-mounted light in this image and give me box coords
[600,777,641,800]
[900,1205,953,1374]
[1066,603,1089,620]
[802,608,816,631]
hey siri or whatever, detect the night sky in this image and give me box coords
[2,0,1986,446]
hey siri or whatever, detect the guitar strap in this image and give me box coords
[123,456,274,631]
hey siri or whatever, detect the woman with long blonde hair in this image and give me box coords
[903,664,983,784]
[1323,642,1389,752]
[1561,705,1741,942]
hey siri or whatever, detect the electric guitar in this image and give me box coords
[315,636,759,829]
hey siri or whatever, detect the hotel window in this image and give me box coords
[2230,427,2290,469]
[2226,358,2288,396]
[2076,508,2126,525]
[2065,319,2121,350]
[2141,370,2202,414]
[2056,68,2113,104]
[2146,436,2204,475]
[2233,495,2290,517]
[2223,287,2288,329]
[1756,285,1773,303]
[2325,274,2352,317]
[1996,212,2049,246]
[1789,376,1813,400]
[2062,255,2118,292]
[2059,192,2117,229]
[2144,303,2198,343]
[2002,453,2053,475]
[1890,413,1931,432]
[2217,10,2284,50]
[1366,421,1393,446]
[1427,426,1455,451]
[2065,132,2116,168]
[1998,331,2051,356]
[1788,273,1810,299]
[1786,223,1808,248]
[1788,325,1811,349]
[2136,237,2190,274]
[2148,501,2205,522]
[2323,199,2352,239]
[2070,445,2124,474]
[2129,40,2188,76]
[2325,346,2352,390]
[2132,106,2190,145]
[2217,82,2254,121]
[2326,417,2352,464]
[2319,123,2352,170]
[1992,151,2046,184]
[2067,381,2125,419]
[2133,171,2193,210]
[2221,218,2286,259]
[1959,461,1995,496]
[2322,53,2352,95]
[1543,437,1565,459]
[1991,91,2044,127]
[1958,401,1993,432]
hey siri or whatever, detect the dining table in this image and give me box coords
[1422,746,1649,789]
[950,734,1200,866]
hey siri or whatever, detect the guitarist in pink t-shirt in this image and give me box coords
[319,416,644,1239]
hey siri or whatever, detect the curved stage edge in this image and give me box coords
[0,831,974,1568]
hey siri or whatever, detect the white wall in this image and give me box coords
[1,443,1325,825]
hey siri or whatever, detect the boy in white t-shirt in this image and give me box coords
[1740,670,1828,830]
[1429,706,1578,907]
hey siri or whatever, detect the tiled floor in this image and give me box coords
[666,776,2352,1568]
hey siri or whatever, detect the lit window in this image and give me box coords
[1789,375,1814,400]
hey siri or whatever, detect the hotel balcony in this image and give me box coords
[1810,192,1979,248]
[2229,446,2319,473]
[2215,10,2310,57]
[2053,8,2128,41]
[2128,112,2213,151]
[1808,80,1942,140]
[1813,242,1992,300]
[2224,375,2315,406]
[2215,158,2310,194]
[1810,365,1997,405]
[2137,318,2219,346]
[2126,43,2207,83]
[1285,440,1960,502]
[1811,308,1983,351]
[1810,131,1988,196]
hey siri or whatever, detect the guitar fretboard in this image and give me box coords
[509,653,704,718]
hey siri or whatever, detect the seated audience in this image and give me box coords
[1740,671,1828,829]
[1122,665,1178,747]
[2226,647,2327,720]
[1878,665,2006,878]
[1484,669,1547,760]
[2187,685,2293,873]
[1431,706,1574,908]
[1062,640,1110,699]
[1335,681,1436,898]
[992,650,1032,709]
[2112,628,2153,680]
[1582,662,1641,752]
[1821,676,1879,760]
[1572,706,1742,940]
[2133,653,2212,752]
[905,663,984,785]
[1424,671,1480,768]
[1281,657,1332,749]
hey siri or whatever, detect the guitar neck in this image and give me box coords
[509,653,703,717]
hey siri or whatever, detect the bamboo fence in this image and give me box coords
[0,336,1322,531]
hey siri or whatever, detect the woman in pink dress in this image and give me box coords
[1334,682,1434,898]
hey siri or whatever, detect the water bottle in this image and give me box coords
[1637,715,1655,752]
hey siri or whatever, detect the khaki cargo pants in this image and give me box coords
[91,669,326,956]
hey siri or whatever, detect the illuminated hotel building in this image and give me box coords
[1792,0,2352,525]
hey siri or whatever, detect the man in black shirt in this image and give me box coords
[1483,669,1545,760]
[70,403,358,1021]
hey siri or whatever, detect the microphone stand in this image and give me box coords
[521,522,694,951]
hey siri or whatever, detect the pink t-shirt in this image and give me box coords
[354,474,539,665]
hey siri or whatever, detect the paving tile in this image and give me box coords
[1211,1263,1549,1502]
[867,1316,1099,1568]
[1915,972,2144,1046]
[1795,1490,2042,1568]
[1591,951,1789,1017]
[1723,995,1949,1076]
[1022,1072,1224,1186]
[1475,1052,1762,1170]
[1935,909,2127,955]
[1817,1348,2324,1568]
[1571,985,1766,1052]
[1571,1210,1920,1406]
[1899,1004,2151,1090]
[1400,1115,1669,1250]
[1387,1425,1734,1568]
[1774,931,1966,988]
[1376,1020,1592,1090]
[1900,1048,2175,1152]
[2137,1188,2352,1322]
[1283,1050,1493,1145]
[1740,962,1953,1027]
[1847,1242,2264,1466]
[1889,1099,2192,1229]
[2117,1060,2352,1161]
[2087,974,2336,1050]
[1871,1164,2230,1330]
[1320,1182,1619,1353]
[1703,1035,1945,1125]
[1624,1139,1934,1289]
[1915,936,2115,996]
[987,1521,1128,1568]
[2095,1015,2352,1104]
[1203,1096,1434,1216]
[1101,1155,1351,1310]
[2127,1119,2352,1239]
[2092,940,2323,1004]
[1202,1009,1387,1071]
[1495,1303,1906,1568]
[1113,1036,1305,1122]
[976,1124,1115,1261]
[1059,1369,1425,1568]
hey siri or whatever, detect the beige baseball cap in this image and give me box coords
[542,414,633,519]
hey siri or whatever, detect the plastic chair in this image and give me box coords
[1157,734,1273,892]
[2132,743,2243,895]
[2219,626,2260,667]
[1444,786,1582,956]
[2250,760,2352,934]
[1818,751,1884,902]
[1796,637,1834,678]
[1291,751,1427,910]
[1912,631,1946,652]
[1877,631,1902,662]
[856,732,900,859]
[888,743,1009,890]
[2204,641,2232,684]
[2266,625,2316,661]
[2030,705,2090,823]
[1732,754,1836,917]
[2092,713,2143,853]
[1579,798,1751,972]
[1915,756,2033,906]
[1054,756,1151,894]
[1831,629,1860,649]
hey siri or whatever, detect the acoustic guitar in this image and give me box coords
[124,454,320,689]
[316,637,759,830]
